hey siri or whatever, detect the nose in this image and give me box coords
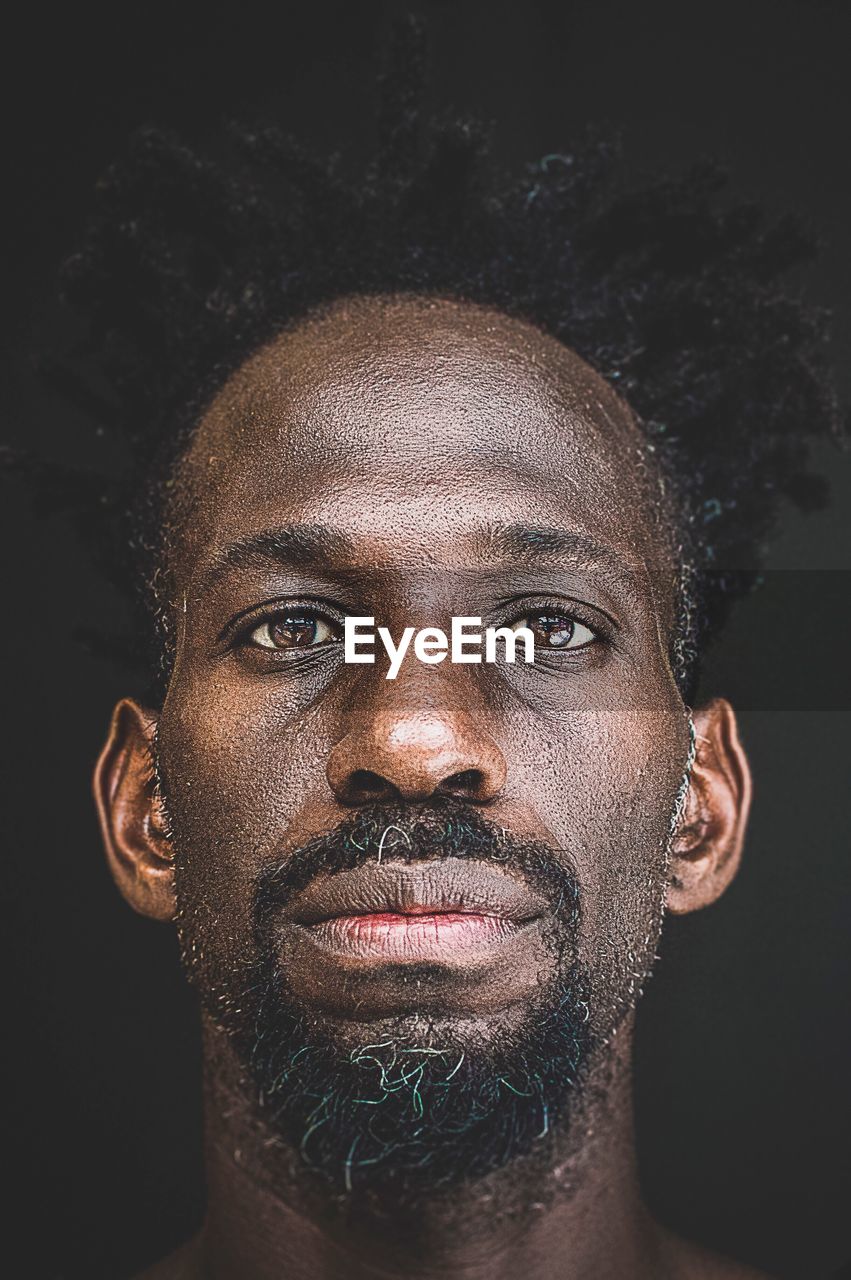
[326,707,507,805]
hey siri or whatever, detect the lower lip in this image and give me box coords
[305,911,522,961]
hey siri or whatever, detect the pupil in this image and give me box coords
[536,614,575,647]
[271,615,316,647]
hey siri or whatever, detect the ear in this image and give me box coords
[666,698,752,914]
[93,698,175,921]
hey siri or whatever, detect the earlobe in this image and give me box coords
[93,698,176,921]
[666,698,752,915]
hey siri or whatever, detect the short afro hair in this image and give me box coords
[20,21,845,702]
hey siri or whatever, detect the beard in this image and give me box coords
[193,799,595,1202]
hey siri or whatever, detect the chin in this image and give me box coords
[231,960,594,1198]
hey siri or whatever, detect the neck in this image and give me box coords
[190,1017,664,1280]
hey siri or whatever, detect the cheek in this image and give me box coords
[160,670,331,818]
[505,705,687,965]
[156,676,333,966]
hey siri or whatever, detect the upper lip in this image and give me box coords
[286,858,547,926]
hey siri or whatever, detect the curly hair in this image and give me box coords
[17,22,844,702]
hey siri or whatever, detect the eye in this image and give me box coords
[247,611,340,651]
[512,610,597,650]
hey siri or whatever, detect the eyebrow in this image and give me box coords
[201,524,355,589]
[200,519,640,595]
[480,523,639,589]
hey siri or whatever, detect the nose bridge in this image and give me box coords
[325,660,507,804]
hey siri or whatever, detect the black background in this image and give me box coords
[2,2,850,1277]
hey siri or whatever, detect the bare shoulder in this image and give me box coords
[660,1229,778,1280]
[131,1235,205,1280]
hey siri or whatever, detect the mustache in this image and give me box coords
[254,797,581,925]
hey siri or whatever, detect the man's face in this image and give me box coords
[151,296,692,1193]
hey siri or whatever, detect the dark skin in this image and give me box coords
[95,296,763,1279]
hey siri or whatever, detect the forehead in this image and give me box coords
[172,296,673,591]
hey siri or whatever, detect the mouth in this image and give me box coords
[287,857,546,962]
[308,909,522,960]
[274,857,556,1017]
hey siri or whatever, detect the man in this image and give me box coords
[54,89,838,1278]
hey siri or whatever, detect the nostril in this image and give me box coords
[344,769,399,803]
[439,769,485,799]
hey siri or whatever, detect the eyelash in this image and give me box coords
[231,600,346,655]
[503,596,611,638]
